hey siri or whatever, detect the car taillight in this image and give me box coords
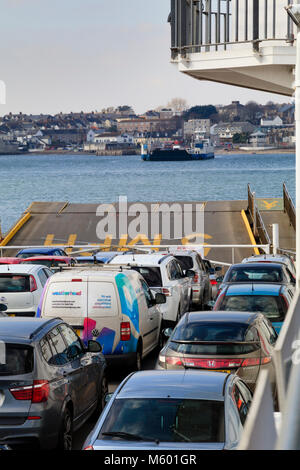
[193,273,199,283]
[84,446,94,450]
[241,358,260,367]
[29,275,37,292]
[261,356,272,365]
[166,356,183,366]
[120,322,131,341]
[161,287,172,297]
[210,279,217,286]
[10,380,49,403]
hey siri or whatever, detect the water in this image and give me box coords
[0,152,295,232]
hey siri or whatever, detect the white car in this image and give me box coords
[109,254,193,327]
[242,253,296,277]
[0,264,53,317]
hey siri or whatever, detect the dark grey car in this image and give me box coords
[0,317,107,450]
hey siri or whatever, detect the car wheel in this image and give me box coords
[57,408,73,451]
[92,374,109,418]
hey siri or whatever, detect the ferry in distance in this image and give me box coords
[141,139,215,161]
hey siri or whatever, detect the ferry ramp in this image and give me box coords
[1,200,258,265]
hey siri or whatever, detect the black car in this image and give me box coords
[0,317,107,450]
[157,311,278,399]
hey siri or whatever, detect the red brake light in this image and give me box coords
[71,279,82,282]
[120,322,131,341]
[241,358,260,367]
[161,287,172,297]
[193,273,199,283]
[84,446,94,450]
[261,356,272,365]
[210,279,217,286]
[166,357,183,366]
[10,380,49,403]
[30,275,37,292]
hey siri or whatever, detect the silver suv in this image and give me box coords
[169,250,212,309]
[0,317,107,450]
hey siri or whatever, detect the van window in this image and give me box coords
[44,281,86,317]
[131,267,163,287]
[88,282,118,317]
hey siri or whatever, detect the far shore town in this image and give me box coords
[0,100,295,155]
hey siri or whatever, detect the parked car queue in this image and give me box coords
[0,249,294,450]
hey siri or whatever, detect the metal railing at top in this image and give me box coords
[239,289,300,449]
[247,184,272,247]
[283,182,296,232]
[170,0,294,59]
[0,243,270,265]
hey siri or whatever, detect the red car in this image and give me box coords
[0,257,23,265]
[20,256,77,269]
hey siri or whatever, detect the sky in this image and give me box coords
[0,0,293,116]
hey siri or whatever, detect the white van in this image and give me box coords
[37,267,165,370]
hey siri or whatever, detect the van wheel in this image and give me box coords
[134,343,143,371]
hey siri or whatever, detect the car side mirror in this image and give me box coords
[215,266,222,272]
[155,293,166,305]
[209,268,215,275]
[88,340,102,353]
[185,269,195,278]
[0,304,7,312]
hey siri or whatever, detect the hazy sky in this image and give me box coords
[0,0,293,116]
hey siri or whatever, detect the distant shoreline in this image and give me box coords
[215,148,295,155]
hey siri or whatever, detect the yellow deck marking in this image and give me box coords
[241,210,260,255]
[0,212,31,246]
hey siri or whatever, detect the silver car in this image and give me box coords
[169,250,212,309]
[83,370,253,450]
[242,253,296,277]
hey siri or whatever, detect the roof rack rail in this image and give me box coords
[29,317,63,339]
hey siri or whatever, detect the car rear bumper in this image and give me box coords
[0,421,58,450]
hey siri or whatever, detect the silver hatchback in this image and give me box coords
[83,370,253,450]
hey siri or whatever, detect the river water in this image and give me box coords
[0,152,295,232]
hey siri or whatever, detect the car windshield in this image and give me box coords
[220,295,286,322]
[99,398,224,443]
[0,275,30,293]
[0,344,34,376]
[17,253,41,259]
[169,322,259,355]
[225,266,283,283]
[131,267,163,287]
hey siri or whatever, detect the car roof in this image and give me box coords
[0,264,44,274]
[109,254,172,267]
[116,370,228,401]
[243,254,292,263]
[17,248,64,254]
[0,317,62,341]
[180,310,259,325]
[228,262,284,269]
[21,256,71,261]
[225,283,282,295]
[46,268,138,281]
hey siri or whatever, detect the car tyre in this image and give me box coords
[57,407,73,451]
[134,342,143,371]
